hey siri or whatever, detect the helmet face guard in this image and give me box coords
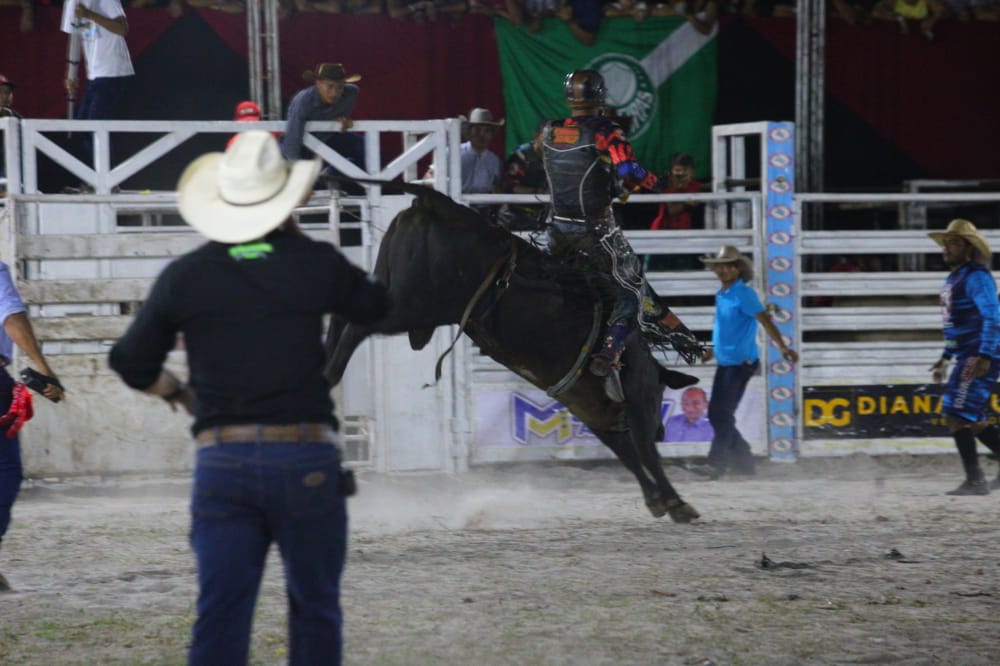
[564,70,607,107]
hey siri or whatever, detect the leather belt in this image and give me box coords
[194,423,337,448]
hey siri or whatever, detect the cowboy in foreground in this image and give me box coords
[109,130,389,665]
[928,219,1000,496]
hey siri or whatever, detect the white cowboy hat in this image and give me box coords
[177,131,321,244]
[700,245,754,282]
[928,218,991,264]
[464,107,504,127]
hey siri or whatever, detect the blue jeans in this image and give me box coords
[706,361,759,474]
[189,440,348,666]
[0,369,21,557]
[75,75,130,165]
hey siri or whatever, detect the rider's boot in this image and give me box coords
[590,321,629,403]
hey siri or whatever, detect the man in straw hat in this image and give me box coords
[109,130,389,664]
[540,68,701,402]
[698,245,797,477]
[928,218,1000,495]
[283,62,365,182]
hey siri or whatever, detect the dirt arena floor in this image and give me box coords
[1,454,998,666]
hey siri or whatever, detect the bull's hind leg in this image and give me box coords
[594,429,699,523]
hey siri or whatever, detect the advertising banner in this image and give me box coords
[473,384,763,457]
[804,384,1000,440]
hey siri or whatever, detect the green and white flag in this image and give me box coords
[495,17,717,177]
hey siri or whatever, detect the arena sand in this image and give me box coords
[1,454,998,665]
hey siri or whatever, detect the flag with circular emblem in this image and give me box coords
[495,17,717,178]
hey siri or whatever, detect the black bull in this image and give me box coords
[323,184,700,522]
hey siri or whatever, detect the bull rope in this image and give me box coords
[545,302,603,398]
[432,241,519,383]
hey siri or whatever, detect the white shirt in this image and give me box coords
[62,0,134,80]
[459,141,501,195]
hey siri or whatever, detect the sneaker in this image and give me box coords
[0,572,11,592]
[945,479,990,496]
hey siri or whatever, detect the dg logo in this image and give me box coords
[770,256,792,272]
[770,412,795,427]
[771,360,793,375]
[769,126,792,143]
[804,398,851,427]
[769,153,792,169]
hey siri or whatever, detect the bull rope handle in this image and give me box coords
[429,243,518,385]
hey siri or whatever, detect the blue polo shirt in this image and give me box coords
[0,262,27,364]
[712,279,764,367]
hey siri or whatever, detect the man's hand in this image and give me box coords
[338,116,354,131]
[65,77,78,96]
[962,356,991,382]
[74,3,92,20]
[701,347,714,363]
[930,357,948,383]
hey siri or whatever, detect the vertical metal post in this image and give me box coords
[246,0,261,107]
[264,0,282,119]
[795,0,826,202]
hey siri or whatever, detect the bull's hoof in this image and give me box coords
[665,499,700,523]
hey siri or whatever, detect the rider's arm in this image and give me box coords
[593,122,661,192]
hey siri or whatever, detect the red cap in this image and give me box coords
[234,100,261,121]
[0,74,15,90]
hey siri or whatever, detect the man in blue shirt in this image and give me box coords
[282,62,365,181]
[0,261,64,592]
[699,246,797,477]
[928,219,1000,495]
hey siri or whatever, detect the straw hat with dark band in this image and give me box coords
[928,218,991,264]
[699,245,754,282]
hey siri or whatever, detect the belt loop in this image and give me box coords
[255,424,263,444]
[299,422,307,443]
[213,425,221,445]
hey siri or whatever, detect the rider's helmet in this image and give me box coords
[564,70,607,108]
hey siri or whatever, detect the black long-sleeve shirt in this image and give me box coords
[109,229,389,435]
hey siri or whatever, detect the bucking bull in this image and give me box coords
[324,183,701,522]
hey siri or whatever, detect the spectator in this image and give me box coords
[557,0,602,45]
[970,0,1000,19]
[0,260,65,592]
[664,387,714,443]
[679,0,719,34]
[871,0,947,38]
[523,0,564,31]
[61,0,135,171]
[0,74,19,193]
[646,152,703,271]
[496,121,546,232]
[0,0,35,32]
[296,0,382,12]
[459,107,503,210]
[386,0,465,20]
[184,0,247,13]
[225,100,279,149]
[0,75,19,120]
[604,0,649,21]
[651,153,703,232]
[468,0,523,21]
[928,219,1000,495]
[283,62,366,186]
[109,131,390,662]
[699,245,797,477]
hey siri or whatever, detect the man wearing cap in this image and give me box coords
[282,63,365,179]
[699,245,797,477]
[928,219,1000,495]
[109,130,389,664]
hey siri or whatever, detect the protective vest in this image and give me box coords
[542,117,617,220]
